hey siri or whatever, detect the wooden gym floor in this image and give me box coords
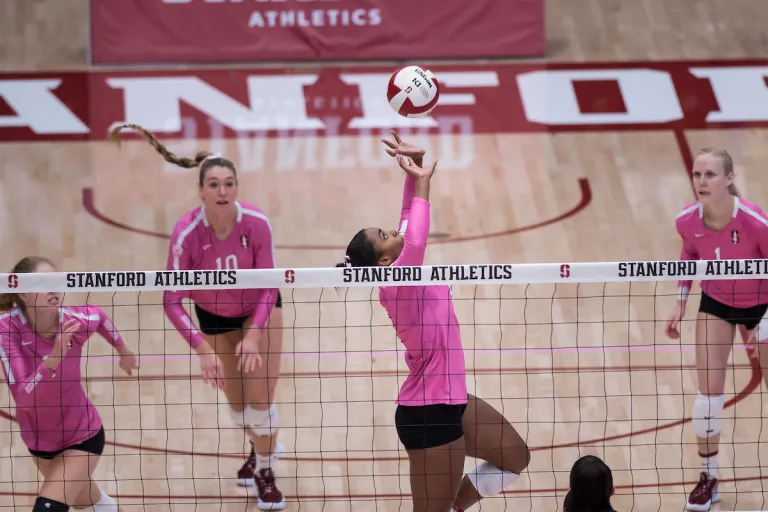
[2,1,768,510]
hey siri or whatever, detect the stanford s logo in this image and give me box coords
[560,264,571,279]
[284,269,295,284]
[7,274,18,289]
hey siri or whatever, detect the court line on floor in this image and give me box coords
[76,341,701,365]
[80,178,591,250]
[3,471,767,502]
[67,362,755,382]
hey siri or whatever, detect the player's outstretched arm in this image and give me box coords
[391,155,437,268]
[248,217,279,334]
[666,229,699,339]
[238,216,279,374]
[163,226,206,350]
[92,305,139,376]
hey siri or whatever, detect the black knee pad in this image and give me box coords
[33,496,69,511]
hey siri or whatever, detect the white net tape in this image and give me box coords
[1,259,762,293]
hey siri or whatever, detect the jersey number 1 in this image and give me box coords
[714,247,721,260]
[216,254,238,270]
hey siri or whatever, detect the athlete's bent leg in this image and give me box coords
[453,394,529,511]
[407,437,466,512]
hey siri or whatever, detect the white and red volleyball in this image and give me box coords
[386,65,440,118]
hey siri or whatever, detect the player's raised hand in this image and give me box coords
[396,154,437,181]
[44,319,80,371]
[382,131,425,167]
[56,319,81,349]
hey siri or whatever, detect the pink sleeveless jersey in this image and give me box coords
[164,201,279,349]
[676,196,768,308]
[378,176,468,406]
[0,305,124,452]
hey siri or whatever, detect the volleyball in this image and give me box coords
[386,65,440,118]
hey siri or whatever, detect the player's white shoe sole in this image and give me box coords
[685,489,720,511]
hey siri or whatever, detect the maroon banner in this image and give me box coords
[89,0,544,64]
[2,59,768,142]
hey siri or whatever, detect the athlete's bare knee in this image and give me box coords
[514,444,532,471]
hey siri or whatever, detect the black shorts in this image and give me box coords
[29,426,105,460]
[395,403,467,450]
[195,291,282,336]
[699,292,768,331]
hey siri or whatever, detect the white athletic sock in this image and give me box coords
[85,490,117,511]
[256,441,282,471]
[700,453,718,479]
[257,453,276,470]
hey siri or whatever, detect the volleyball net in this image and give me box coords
[1,259,767,512]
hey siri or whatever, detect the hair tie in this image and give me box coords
[202,153,222,163]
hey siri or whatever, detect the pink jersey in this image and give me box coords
[0,305,124,452]
[676,196,768,308]
[379,176,468,406]
[164,201,278,349]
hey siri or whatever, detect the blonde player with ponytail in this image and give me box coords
[667,148,768,511]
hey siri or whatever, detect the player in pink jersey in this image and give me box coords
[0,256,138,512]
[336,132,530,512]
[110,124,285,510]
[665,148,768,511]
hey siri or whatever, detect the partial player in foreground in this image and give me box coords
[110,125,285,510]
[0,256,138,512]
[563,455,616,512]
[337,132,531,512]
[666,148,768,511]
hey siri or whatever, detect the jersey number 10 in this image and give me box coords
[216,254,238,270]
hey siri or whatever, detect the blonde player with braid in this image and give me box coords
[111,125,286,510]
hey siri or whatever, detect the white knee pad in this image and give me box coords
[229,406,248,428]
[467,461,520,498]
[692,393,724,439]
[83,491,118,511]
[229,404,279,437]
